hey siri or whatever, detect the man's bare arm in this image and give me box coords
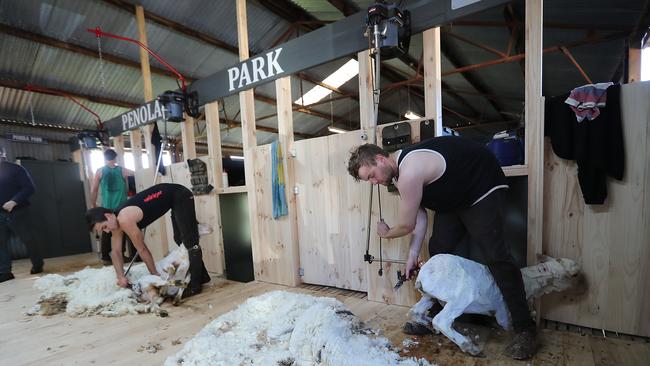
[90,169,102,208]
[405,207,428,279]
[378,169,424,239]
[119,218,159,276]
[110,230,127,286]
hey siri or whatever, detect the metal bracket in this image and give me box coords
[298,267,304,277]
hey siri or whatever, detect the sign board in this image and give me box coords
[103,98,166,136]
[7,133,47,144]
[189,0,509,105]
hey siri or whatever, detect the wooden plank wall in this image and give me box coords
[294,132,370,291]
[133,157,225,274]
[541,81,650,337]
[248,144,298,285]
[292,119,432,302]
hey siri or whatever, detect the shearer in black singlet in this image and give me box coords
[347,136,536,360]
[85,183,209,297]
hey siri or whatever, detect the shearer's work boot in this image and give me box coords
[504,328,537,360]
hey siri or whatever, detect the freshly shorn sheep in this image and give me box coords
[409,254,580,356]
[132,245,191,308]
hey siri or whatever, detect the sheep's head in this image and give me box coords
[523,255,583,298]
[132,275,167,305]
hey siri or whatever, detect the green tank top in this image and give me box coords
[100,166,127,210]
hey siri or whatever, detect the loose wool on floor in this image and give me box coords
[165,291,434,366]
[27,263,155,317]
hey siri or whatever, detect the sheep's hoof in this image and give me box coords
[402,321,433,335]
[172,289,185,306]
[460,341,483,357]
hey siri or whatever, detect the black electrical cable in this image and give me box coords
[377,184,384,276]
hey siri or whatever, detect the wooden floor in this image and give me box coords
[1,254,649,365]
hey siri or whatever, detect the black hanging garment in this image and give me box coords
[151,123,166,176]
[544,84,624,204]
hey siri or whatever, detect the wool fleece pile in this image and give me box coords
[27,263,154,317]
[166,291,433,366]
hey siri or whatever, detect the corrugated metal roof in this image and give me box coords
[0,0,646,144]
[290,0,343,21]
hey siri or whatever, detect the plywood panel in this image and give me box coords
[542,82,650,336]
[249,144,297,285]
[295,132,370,291]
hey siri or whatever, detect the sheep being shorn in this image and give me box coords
[409,254,580,356]
[29,245,191,317]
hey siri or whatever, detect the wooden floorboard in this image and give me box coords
[1,254,649,365]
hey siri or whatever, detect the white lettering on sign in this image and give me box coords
[120,99,165,131]
[227,48,284,92]
[238,63,251,88]
[251,56,267,83]
[451,0,481,10]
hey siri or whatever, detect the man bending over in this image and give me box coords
[86,183,210,297]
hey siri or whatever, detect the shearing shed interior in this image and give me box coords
[1,0,650,365]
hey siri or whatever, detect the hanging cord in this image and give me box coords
[96,34,107,92]
[377,184,384,276]
[28,93,36,125]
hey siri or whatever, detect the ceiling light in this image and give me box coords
[295,59,359,106]
[404,111,422,120]
[327,126,347,134]
[230,155,244,160]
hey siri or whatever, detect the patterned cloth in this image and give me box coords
[564,82,613,122]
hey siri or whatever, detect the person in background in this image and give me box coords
[0,145,44,283]
[90,149,135,265]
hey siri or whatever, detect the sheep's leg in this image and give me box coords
[494,301,512,331]
[409,295,435,326]
[432,303,482,356]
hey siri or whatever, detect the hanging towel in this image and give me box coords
[271,141,288,219]
[564,82,613,122]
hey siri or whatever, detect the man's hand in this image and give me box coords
[377,220,390,237]
[116,276,130,288]
[405,254,419,280]
[2,200,17,212]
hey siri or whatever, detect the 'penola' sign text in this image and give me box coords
[103,98,165,136]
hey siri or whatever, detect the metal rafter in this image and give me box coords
[440,34,510,121]
[324,0,487,123]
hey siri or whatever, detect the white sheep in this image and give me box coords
[131,245,191,309]
[408,254,580,356]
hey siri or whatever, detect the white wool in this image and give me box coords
[29,246,190,317]
[29,264,151,317]
[165,291,433,366]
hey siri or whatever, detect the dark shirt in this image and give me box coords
[0,161,36,208]
[116,183,181,229]
[397,136,508,212]
[544,84,624,204]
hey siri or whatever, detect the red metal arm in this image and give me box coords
[25,84,103,130]
[88,26,186,92]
